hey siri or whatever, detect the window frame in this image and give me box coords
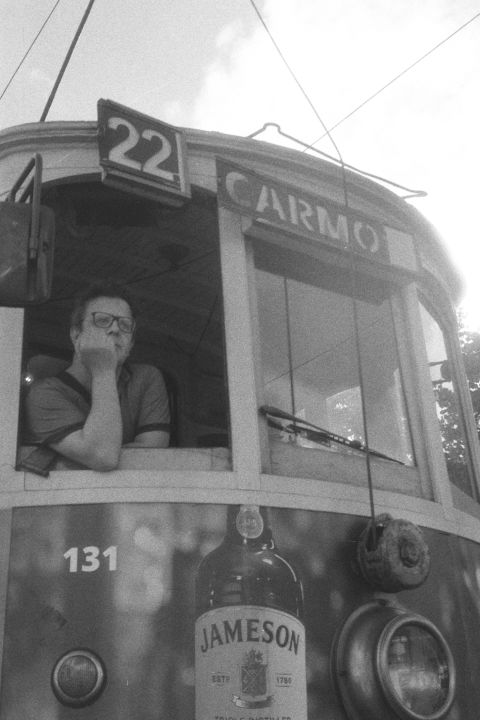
[17,175,235,477]
[244,221,431,500]
[416,289,480,511]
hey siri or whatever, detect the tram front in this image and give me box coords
[0,102,478,719]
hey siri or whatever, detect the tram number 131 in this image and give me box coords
[64,546,118,573]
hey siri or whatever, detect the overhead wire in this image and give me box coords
[248,6,480,195]
[40,0,96,121]
[247,121,426,198]
[304,9,480,150]
[0,0,63,104]
[43,249,217,305]
[248,0,344,164]
[249,0,378,540]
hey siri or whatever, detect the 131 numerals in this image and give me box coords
[64,546,118,573]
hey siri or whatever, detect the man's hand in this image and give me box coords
[51,326,123,470]
[52,325,123,470]
[75,326,118,375]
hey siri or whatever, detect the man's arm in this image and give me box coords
[126,430,170,448]
[50,330,123,471]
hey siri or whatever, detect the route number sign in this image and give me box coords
[97,99,190,204]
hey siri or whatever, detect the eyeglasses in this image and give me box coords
[91,311,136,334]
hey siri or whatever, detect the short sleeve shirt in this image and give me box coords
[25,363,170,445]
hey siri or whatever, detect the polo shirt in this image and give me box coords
[25,363,170,446]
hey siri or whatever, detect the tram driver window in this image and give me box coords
[19,181,230,468]
[254,240,414,478]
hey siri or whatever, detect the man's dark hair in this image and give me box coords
[70,281,136,331]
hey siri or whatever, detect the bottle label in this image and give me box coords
[195,605,307,720]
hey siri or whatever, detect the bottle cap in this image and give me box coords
[236,505,264,539]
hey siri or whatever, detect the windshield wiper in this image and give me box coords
[259,405,405,465]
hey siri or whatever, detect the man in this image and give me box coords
[25,282,170,471]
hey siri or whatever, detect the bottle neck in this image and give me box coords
[225,505,274,547]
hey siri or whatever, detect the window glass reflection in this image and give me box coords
[255,244,413,468]
[419,302,474,496]
[386,625,450,715]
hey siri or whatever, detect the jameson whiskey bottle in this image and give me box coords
[195,505,307,720]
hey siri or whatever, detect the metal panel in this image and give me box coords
[2,503,477,719]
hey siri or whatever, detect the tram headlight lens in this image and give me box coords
[51,649,106,707]
[378,618,455,719]
[385,626,449,713]
[333,602,456,720]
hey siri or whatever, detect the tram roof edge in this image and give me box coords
[0,120,429,201]
[0,120,464,303]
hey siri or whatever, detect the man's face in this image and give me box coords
[72,295,135,366]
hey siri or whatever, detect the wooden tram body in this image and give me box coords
[0,109,478,719]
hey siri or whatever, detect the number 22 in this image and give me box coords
[107,117,174,181]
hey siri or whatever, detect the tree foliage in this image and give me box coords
[457,320,480,435]
[434,313,480,493]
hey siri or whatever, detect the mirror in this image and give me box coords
[0,201,55,306]
[0,154,55,307]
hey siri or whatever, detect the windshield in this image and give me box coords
[254,240,413,469]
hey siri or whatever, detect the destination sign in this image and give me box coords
[217,158,418,272]
[97,99,190,205]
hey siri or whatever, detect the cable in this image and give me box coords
[40,0,96,121]
[192,294,219,357]
[283,278,297,422]
[43,249,217,305]
[247,121,426,198]
[248,0,344,164]
[305,10,480,150]
[250,0,379,540]
[264,314,386,387]
[0,0,63,104]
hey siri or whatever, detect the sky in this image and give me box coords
[1,0,479,328]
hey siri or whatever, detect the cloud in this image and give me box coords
[215,20,245,50]
[189,1,480,328]
[28,67,54,87]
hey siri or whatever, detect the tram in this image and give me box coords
[0,99,478,719]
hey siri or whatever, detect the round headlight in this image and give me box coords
[377,617,455,720]
[51,648,107,708]
[333,601,456,720]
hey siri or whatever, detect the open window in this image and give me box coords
[19,179,230,465]
[253,237,414,482]
[419,300,476,501]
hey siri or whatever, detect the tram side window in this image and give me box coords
[254,241,414,475]
[419,302,474,498]
[19,181,230,466]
